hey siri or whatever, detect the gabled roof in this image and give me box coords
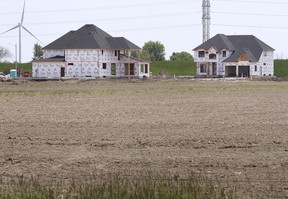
[43,24,141,50]
[193,34,235,51]
[193,34,274,62]
[105,37,140,49]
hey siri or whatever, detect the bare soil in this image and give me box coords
[0,79,288,198]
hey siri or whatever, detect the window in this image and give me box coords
[68,63,74,66]
[255,65,257,72]
[115,50,118,56]
[222,51,227,57]
[117,50,121,60]
[200,64,206,73]
[103,63,107,69]
[145,64,148,73]
[111,63,116,75]
[264,51,267,57]
[102,50,104,55]
[198,51,205,58]
[141,64,149,73]
[209,54,216,60]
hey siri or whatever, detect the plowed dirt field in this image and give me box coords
[0,79,287,198]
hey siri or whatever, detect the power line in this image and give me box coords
[109,23,201,33]
[0,11,201,27]
[213,11,288,17]
[212,23,288,30]
[1,22,288,40]
[0,0,197,15]
[0,24,201,39]
[212,0,288,4]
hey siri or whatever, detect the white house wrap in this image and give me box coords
[32,24,150,78]
[193,34,274,77]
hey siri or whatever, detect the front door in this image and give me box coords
[61,67,65,77]
[125,63,135,76]
[212,63,217,75]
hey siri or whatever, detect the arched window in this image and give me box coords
[209,54,216,59]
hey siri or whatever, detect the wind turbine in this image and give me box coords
[0,0,41,63]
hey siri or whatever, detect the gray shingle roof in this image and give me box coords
[193,34,235,52]
[194,34,274,62]
[43,24,141,50]
[35,56,65,62]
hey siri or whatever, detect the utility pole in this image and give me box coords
[202,0,211,42]
[15,44,18,72]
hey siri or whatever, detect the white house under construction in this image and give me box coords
[193,34,275,77]
[32,24,150,78]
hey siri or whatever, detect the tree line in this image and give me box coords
[0,43,43,63]
[141,41,193,61]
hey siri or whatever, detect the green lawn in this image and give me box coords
[151,60,288,77]
[150,60,196,76]
[274,59,288,77]
[1,60,287,77]
[0,62,32,74]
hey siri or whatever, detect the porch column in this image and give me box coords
[236,64,239,78]
[128,50,131,79]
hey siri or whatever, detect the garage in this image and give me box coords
[225,66,236,77]
[225,65,250,77]
[238,66,250,77]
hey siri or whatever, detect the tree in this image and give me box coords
[0,47,11,62]
[170,51,193,61]
[141,41,165,61]
[32,43,43,60]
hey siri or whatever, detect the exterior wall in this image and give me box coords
[33,49,150,78]
[257,50,274,76]
[65,49,119,62]
[194,49,274,77]
[32,62,66,78]
[194,48,233,76]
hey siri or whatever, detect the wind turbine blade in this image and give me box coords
[21,0,26,24]
[0,25,20,35]
[21,25,42,44]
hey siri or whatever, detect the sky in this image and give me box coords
[0,0,288,63]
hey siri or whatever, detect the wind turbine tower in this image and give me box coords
[0,0,41,63]
[202,0,211,42]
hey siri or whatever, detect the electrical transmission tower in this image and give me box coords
[202,0,211,42]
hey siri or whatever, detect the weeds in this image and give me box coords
[0,172,238,199]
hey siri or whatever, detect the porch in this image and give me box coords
[197,62,218,77]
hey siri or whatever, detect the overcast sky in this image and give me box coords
[1,0,288,63]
